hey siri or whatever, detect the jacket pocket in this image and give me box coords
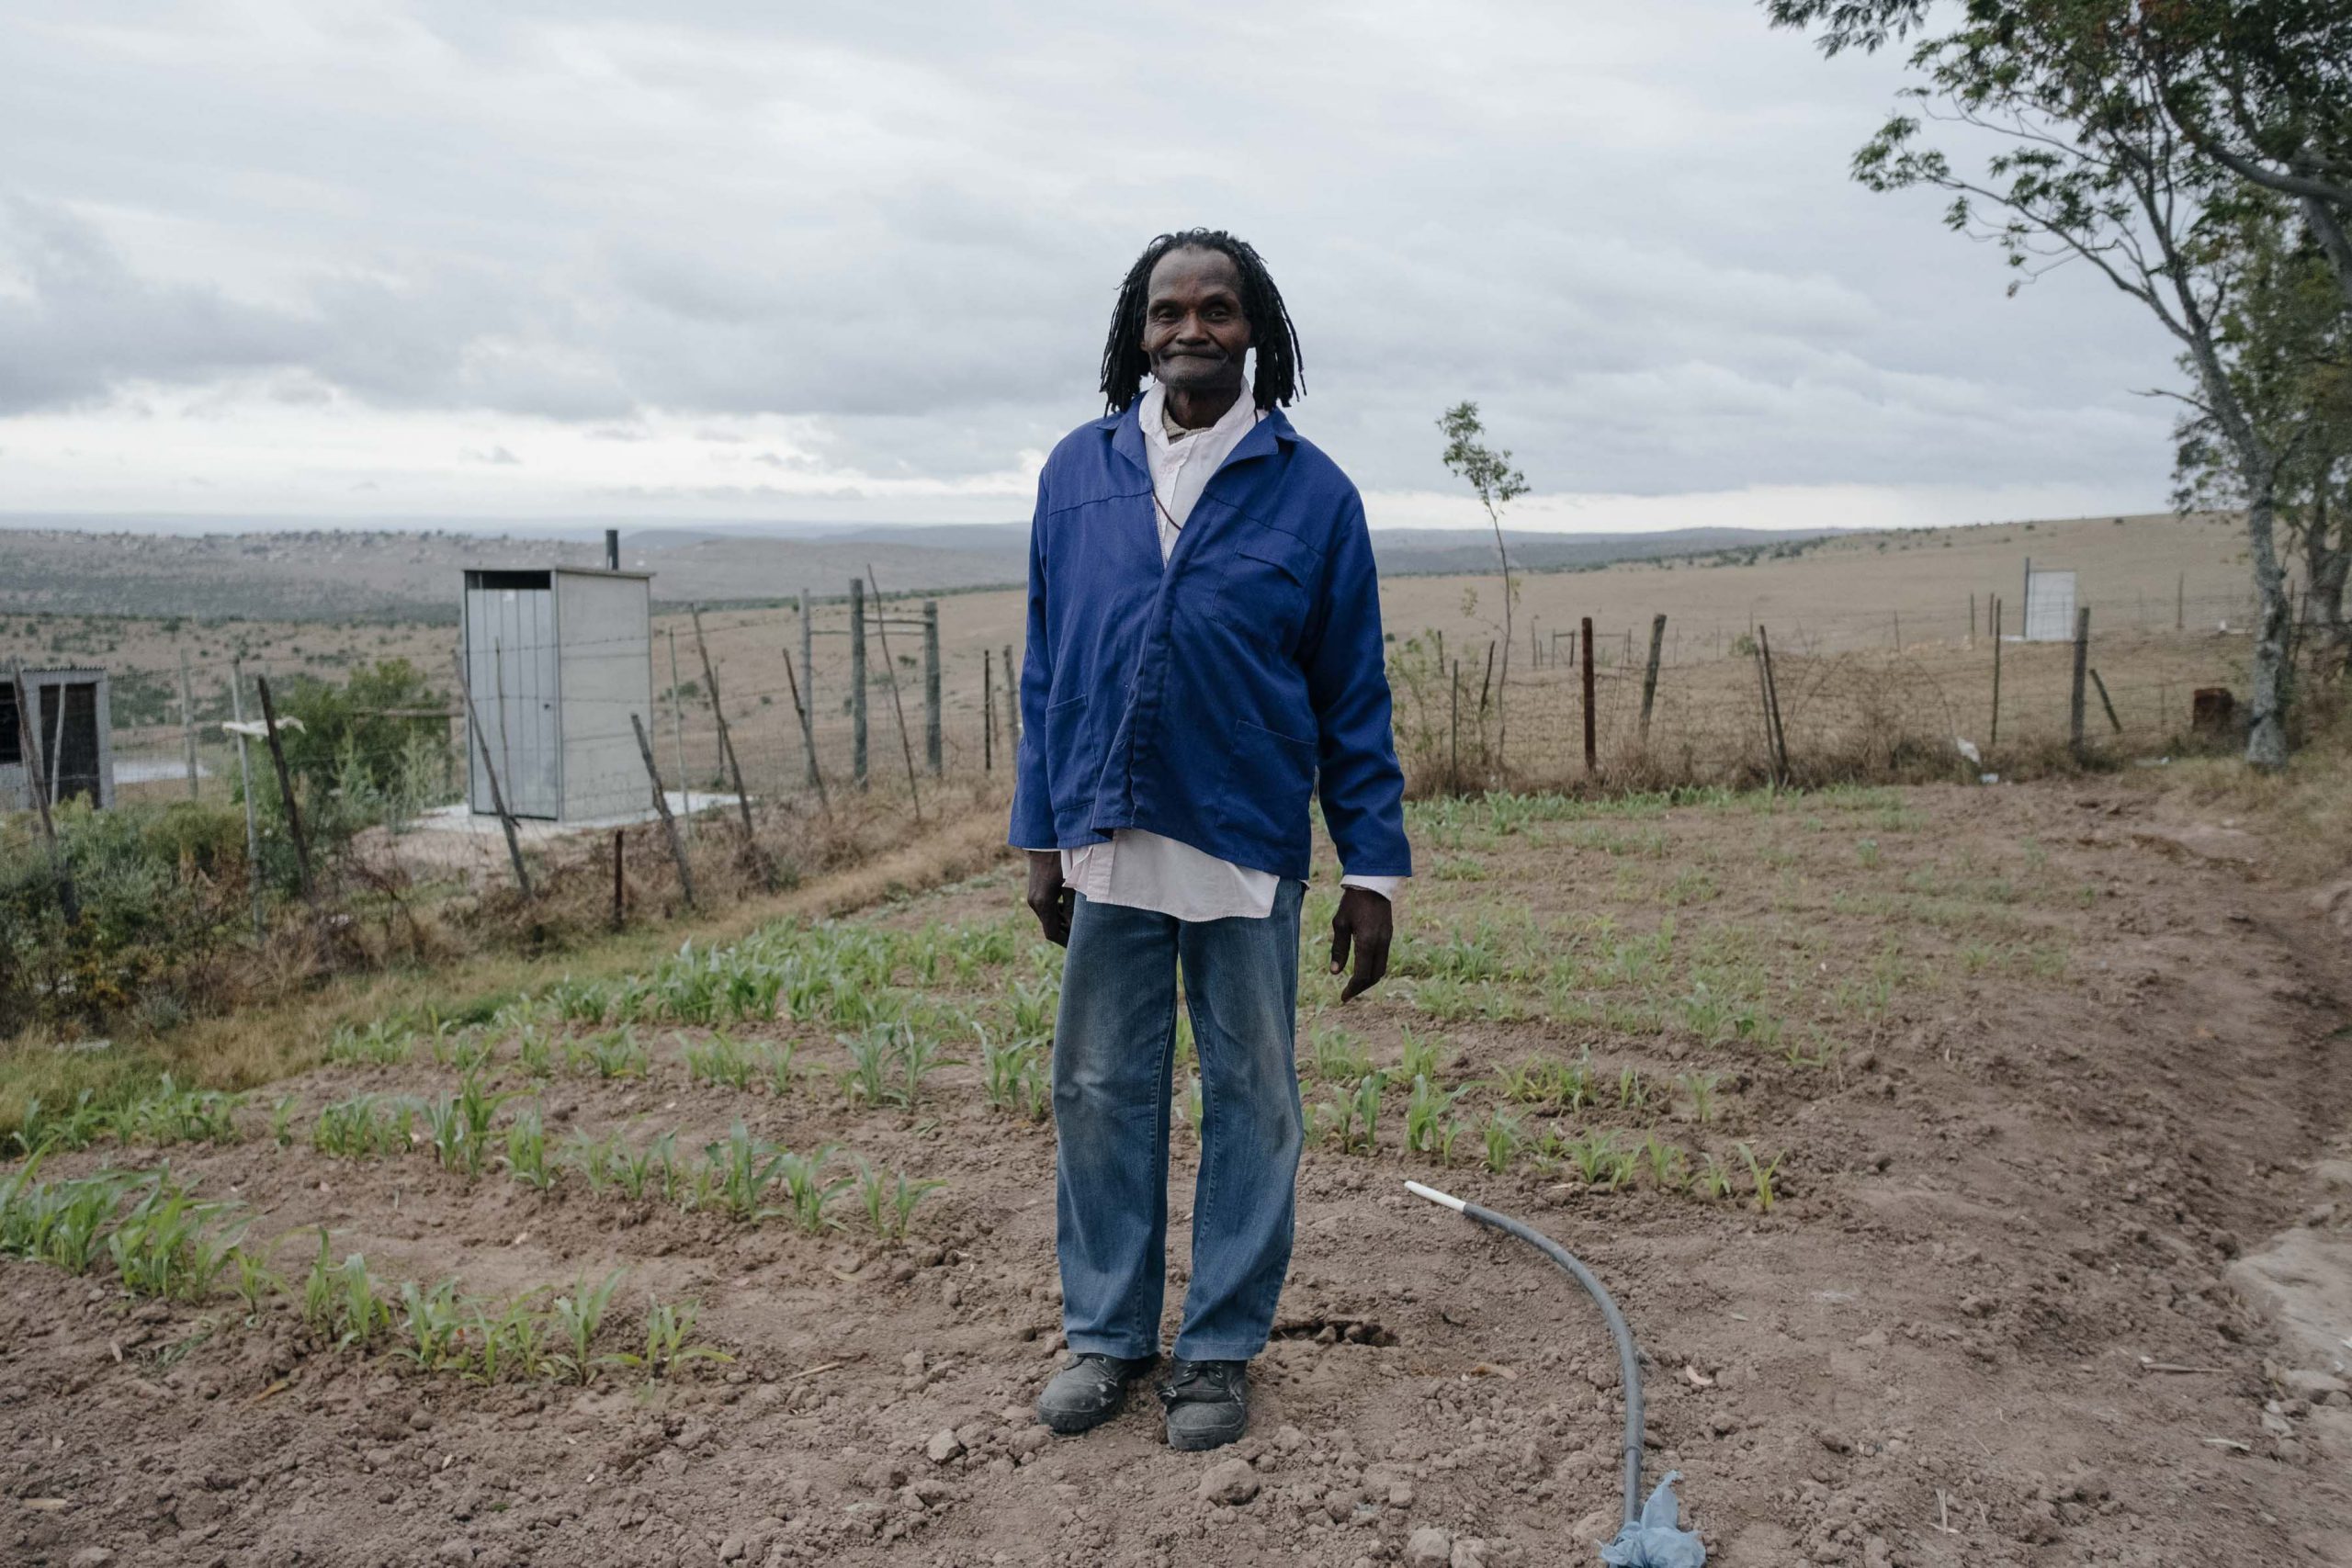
[1207,524,1320,650]
[1219,717,1317,850]
[1043,694,1091,821]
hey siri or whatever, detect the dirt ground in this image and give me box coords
[4,774,2349,1568]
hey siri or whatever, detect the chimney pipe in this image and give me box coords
[605,528,620,571]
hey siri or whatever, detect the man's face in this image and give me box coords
[1142,246,1252,395]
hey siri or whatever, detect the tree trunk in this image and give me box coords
[2303,485,2348,661]
[1486,506,1512,776]
[2244,487,2292,769]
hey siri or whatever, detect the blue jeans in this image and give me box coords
[1052,883,1305,1363]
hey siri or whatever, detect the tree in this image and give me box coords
[1438,402,1529,774]
[2173,194,2352,662]
[1765,0,2328,765]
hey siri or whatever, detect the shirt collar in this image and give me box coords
[1139,376,1262,456]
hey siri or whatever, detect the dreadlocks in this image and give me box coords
[1098,229,1305,415]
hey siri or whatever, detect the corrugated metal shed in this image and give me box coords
[3,667,115,812]
[460,568,654,822]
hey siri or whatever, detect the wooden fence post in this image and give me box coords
[1002,645,1019,751]
[2069,604,2092,761]
[690,604,770,890]
[255,675,316,900]
[8,661,79,924]
[983,649,995,773]
[864,564,924,818]
[179,648,199,799]
[1989,595,2004,752]
[850,578,869,789]
[612,830,626,930]
[629,712,695,909]
[1758,626,1791,783]
[1580,615,1598,774]
[922,599,943,776]
[229,659,264,938]
[450,654,531,899]
[2089,669,2123,734]
[798,591,819,787]
[668,626,692,843]
[781,645,830,815]
[1449,660,1461,794]
[1640,614,1666,748]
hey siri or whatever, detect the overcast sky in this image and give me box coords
[0,1,2186,533]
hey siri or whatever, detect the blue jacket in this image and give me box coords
[1008,400,1411,883]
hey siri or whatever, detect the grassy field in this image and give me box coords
[2,756,2345,1564]
[3,510,2268,807]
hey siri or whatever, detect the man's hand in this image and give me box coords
[1327,886,1393,1002]
[1026,850,1075,946]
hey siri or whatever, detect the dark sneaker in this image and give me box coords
[1036,1353,1156,1435]
[1158,1358,1249,1451]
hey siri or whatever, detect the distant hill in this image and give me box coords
[0,517,1842,622]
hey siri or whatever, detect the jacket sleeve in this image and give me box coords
[1300,491,1412,877]
[1007,477,1057,851]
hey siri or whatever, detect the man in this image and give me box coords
[1010,229,1411,1452]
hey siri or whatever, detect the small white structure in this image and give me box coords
[461,568,653,823]
[2021,566,2078,642]
[3,667,114,812]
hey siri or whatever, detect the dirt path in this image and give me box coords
[4,778,2347,1568]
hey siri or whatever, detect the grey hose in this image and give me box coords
[1408,1180,1644,1529]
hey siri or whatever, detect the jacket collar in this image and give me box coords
[1102,395,1294,477]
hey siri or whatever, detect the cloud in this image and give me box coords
[0,0,2185,524]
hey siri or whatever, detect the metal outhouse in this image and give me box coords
[3,668,114,812]
[461,568,653,823]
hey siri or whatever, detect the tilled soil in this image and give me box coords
[4,779,2349,1568]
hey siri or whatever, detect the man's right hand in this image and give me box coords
[1025,850,1075,946]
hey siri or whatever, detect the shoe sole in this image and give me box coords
[1036,1399,1125,1436]
[1165,1413,1248,1451]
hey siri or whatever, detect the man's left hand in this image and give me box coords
[1328,886,1393,1002]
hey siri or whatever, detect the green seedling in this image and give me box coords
[684,1031,755,1090]
[1180,1073,1204,1138]
[775,1145,847,1234]
[564,1130,618,1193]
[586,1027,650,1080]
[1338,1071,1384,1155]
[1397,1026,1447,1084]
[614,1133,678,1204]
[1405,1075,1476,1156]
[1305,1099,1341,1149]
[115,1076,245,1147]
[107,1176,244,1302]
[271,1095,299,1147]
[1695,1152,1734,1201]
[855,1160,946,1240]
[703,1121,786,1218]
[1638,1134,1686,1191]
[616,1297,732,1380]
[396,1279,468,1371]
[1616,1066,1649,1112]
[503,1106,556,1190]
[1675,1070,1721,1124]
[1007,977,1057,1039]
[1737,1144,1784,1213]
[1307,1025,1373,1085]
[230,1246,278,1323]
[1563,1129,1623,1187]
[838,1025,897,1110]
[516,1029,554,1079]
[897,1029,961,1111]
[550,1269,626,1385]
[1481,1110,1523,1174]
[325,1021,413,1067]
[469,1293,551,1385]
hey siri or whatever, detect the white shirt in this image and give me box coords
[1035,378,1405,922]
